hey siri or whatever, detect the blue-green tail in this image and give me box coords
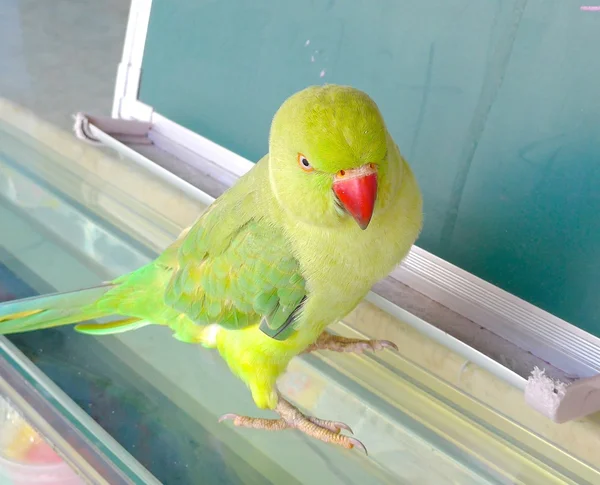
[0,284,115,334]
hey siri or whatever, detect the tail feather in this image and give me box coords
[0,284,115,335]
[75,318,151,335]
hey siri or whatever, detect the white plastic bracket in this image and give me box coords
[72,113,152,146]
[525,368,600,423]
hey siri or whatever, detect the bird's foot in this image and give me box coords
[219,397,367,453]
[303,332,398,354]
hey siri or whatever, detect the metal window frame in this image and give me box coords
[102,0,600,423]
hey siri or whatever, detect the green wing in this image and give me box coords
[164,210,307,342]
[96,161,306,341]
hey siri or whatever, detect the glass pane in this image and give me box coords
[0,395,84,484]
[0,103,592,484]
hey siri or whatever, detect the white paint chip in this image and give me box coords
[524,367,568,418]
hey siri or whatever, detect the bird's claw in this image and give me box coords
[352,339,398,353]
[304,333,399,354]
[379,340,398,351]
[308,417,354,434]
[218,413,239,424]
[348,437,368,455]
[334,421,354,434]
[218,398,366,453]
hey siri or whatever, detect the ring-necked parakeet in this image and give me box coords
[0,85,423,452]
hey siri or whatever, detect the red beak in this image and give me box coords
[333,164,378,230]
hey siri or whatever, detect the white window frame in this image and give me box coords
[93,0,600,423]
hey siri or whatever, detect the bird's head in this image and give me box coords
[268,85,400,230]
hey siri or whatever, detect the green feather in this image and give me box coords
[164,205,307,339]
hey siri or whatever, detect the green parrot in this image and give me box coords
[0,85,423,452]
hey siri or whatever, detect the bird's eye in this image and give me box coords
[297,153,314,172]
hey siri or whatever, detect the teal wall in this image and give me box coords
[139,0,600,335]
